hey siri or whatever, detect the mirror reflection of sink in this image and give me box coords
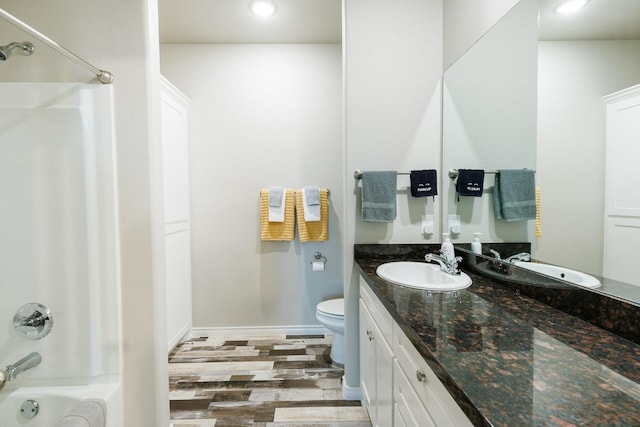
[512,261,601,288]
[376,261,472,291]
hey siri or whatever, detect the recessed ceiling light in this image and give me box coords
[250,0,277,18]
[555,0,589,15]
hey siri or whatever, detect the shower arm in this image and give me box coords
[0,7,113,84]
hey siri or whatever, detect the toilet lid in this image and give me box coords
[317,298,344,317]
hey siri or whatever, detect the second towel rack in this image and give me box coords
[353,170,411,180]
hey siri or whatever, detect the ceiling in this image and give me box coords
[157,0,640,45]
[538,0,640,40]
[158,0,342,44]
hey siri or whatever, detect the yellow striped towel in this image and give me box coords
[296,189,329,242]
[260,188,295,241]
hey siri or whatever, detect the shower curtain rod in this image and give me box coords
[0,8,113,84]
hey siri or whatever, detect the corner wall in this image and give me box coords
[343,0,443,392]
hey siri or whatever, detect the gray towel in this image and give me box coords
[54,399,107,427]
[268,186,285,207]
[361,171,397,222]
[493,169,536,221]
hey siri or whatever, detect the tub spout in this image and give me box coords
[0,352,42,390]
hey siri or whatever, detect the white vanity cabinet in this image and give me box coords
[360,281,394,427]
[393,324,473,427]
[359,278,473,427]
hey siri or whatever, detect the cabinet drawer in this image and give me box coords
[360,279,393,345]
[394,324,472,427]
[394,359,436,427]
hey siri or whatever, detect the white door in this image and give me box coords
[603,85,640,285]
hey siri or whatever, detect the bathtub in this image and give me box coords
[0,83,123,425]
[0,383,121,427]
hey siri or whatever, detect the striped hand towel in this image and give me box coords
[260,188,295,241]
[296,188,329,242]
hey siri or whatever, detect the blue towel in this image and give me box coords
[493,169,536,221]
[361,171,397,222]
[410,170,437,198]
[456,169,485,200]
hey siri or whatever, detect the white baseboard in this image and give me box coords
[191,324,330,338]
[342,378,362,401]
[167,322,192,353]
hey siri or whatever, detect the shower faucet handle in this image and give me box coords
[13,303,54,340]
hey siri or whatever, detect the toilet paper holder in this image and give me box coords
[312,252,327,265]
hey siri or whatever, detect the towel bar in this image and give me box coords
[448,168,535,179]
[353,170,411,180]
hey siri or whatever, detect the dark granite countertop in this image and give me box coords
[354,244,640,427]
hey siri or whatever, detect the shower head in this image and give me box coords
[0,41,35,61]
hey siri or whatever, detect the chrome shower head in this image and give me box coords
[0,41,35,61]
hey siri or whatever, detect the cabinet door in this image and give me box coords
[376,329,394,427]
[359,299,377,423]
[604,86,640,285]
[394,359,436,427]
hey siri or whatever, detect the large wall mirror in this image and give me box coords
[443,0,640,303]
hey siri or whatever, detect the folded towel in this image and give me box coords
[410,169,437,198]
[268,186,286,222]
[302,186,321,222]
[361,171,397,222]
[456,169,485,200]
[261,189,295,241]
[493,169,536,221]
[296,188,329,242]
[535,186,542,236]
[54,399,107,427]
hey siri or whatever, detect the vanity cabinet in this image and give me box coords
[359,278,472,427]
[360,282,393,427]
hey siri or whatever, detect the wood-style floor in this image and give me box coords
[169,334,372,427]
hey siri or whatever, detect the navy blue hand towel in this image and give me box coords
[410,170,437,198]
[456,169,485,200]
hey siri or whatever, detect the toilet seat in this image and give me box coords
[316,298,344,319]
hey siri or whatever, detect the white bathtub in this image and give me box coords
[0,83,123,426]
[0,383,121,427]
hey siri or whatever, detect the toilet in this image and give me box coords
[316,298,345,366]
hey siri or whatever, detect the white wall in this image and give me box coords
[0,1,169,425]
[160,44,344,328]
[343,0,443,392]
[535,40,640,275]
[443,0,520,69]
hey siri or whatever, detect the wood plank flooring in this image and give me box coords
[169,334,371,427]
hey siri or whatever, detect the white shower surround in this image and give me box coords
[0,83,122,425]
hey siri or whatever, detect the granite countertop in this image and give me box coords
[354,244,640,427]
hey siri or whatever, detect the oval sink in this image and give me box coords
[512,261,601,288]
[376,261,472,291]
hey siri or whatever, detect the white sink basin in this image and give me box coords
[376,261,472,291]
[512,261,601,288]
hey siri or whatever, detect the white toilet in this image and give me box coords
[316,298,345,366]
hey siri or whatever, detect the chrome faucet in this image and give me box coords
[489,250,531,264]
[425,252,462,275]
[0,352,42,390]
[505,252,531,263]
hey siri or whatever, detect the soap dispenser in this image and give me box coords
[471,232,482,254]
[441,233,455,261]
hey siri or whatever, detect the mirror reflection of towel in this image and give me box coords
[493,169,536,221]
[410,169,437,198]
[456,169,485,200]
